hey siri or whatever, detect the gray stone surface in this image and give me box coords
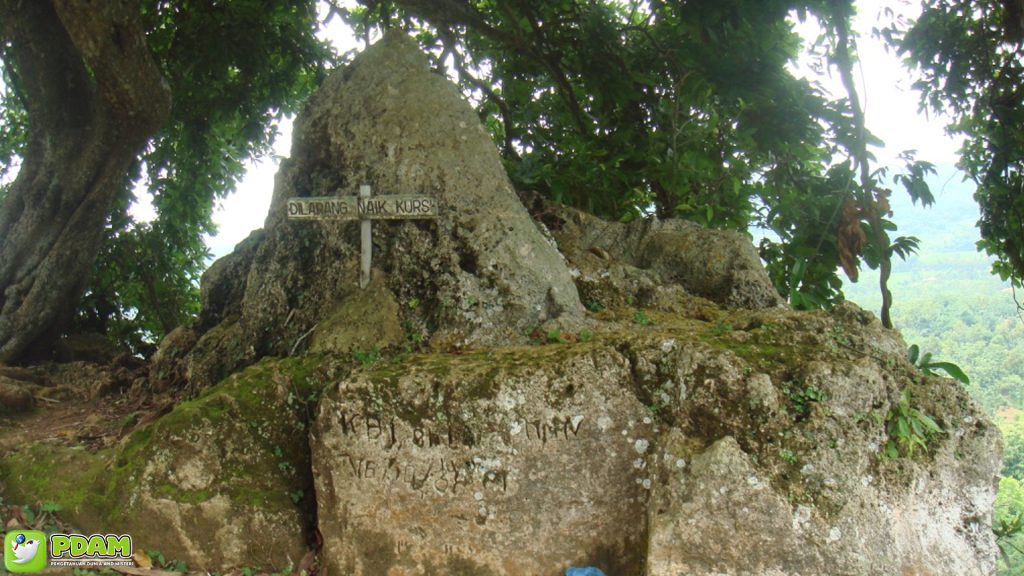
[312,347,654,576]
[521,190,784,310]
[172,32,585,391]
[312,304,999,576]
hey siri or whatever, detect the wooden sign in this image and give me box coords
[287,185,438,288]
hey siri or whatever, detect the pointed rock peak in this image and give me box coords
[185,32,584,387]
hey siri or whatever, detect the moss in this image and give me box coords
[0,443,112,527]
[156,483,213,505]
[97,354,332,527]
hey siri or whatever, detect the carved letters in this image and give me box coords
[335,412,585,496]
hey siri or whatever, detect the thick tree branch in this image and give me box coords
[52,0,170,140]
[0,0,170,362]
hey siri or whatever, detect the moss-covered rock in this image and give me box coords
[0,355,339,572]
[310,273,404,354]
[311,303,999,576]
[520,189,784,311]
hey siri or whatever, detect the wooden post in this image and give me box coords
[360,184,372,288]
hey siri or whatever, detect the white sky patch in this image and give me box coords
[788,0,962,167]
[204,1,363,260]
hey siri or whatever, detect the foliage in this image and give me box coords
[633,310,653,326]
[907,343,971,384]
[146,549,188,573]
[0,0,333,349]
[995,476,1024,575]
[343,0,933,317]
[353,347,381,367]
[782,379,827,419]
[0,0,1004,349]
[888,0,1024,288]
[0,40,24,196]
[883,386,942,458]
[1002,414,1024,482]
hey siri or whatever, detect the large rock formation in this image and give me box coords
[0,32,1001,576]
[310,303,999,576]
[173,32,586,390]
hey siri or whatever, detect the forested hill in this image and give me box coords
[844,164,1024,416]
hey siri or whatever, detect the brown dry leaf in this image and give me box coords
[133,549,153,569]
[32,511,47,531]
[873,188,892,217]
[7,505,27,527]
[837,198,866,281]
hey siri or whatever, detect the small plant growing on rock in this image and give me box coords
[353,347,381,367]
[782,379,827,419]
[907,344,970,384]
[827,324,851,351]
[633,311,653,326]
[711,320,733,336]
[994,510,1024,572]
[884,387,943,459]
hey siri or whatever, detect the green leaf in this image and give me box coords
[927,362,971,385]
[914,411,943,434]
[908,344,920,364]
[885,441,899,459]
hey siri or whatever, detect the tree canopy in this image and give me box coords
[0,0,1018,360]
[0,0,330,357]
[889,0,1024,291]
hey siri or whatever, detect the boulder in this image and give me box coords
[311,304,1000,575]
[311,346,653,575]
[174,32,584,390]
[0,356,332,571]
[522,190,784,310]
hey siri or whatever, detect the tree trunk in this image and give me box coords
[0,0,170,363]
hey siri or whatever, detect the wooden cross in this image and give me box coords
[286,184,438,288]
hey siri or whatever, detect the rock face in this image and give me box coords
[521,190,784,311]
[312,348,654,575]
[178,32,584,389]
[311,302,1000,576]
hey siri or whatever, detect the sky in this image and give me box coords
[198,0,966,260]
